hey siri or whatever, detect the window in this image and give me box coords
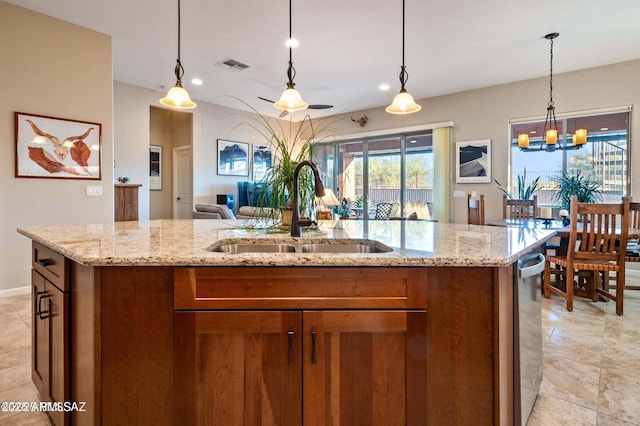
[313,132,434,219]
[510,110,630,205]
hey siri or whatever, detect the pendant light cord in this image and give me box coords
[398,0,408,91]
[174,0,185,84]
[548,34,554,108]
[285,0,297,88]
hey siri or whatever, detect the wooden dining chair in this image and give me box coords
[503,195,538,219]
[543,196,631,315]
[622,201,640,290]
[467,194,485,225]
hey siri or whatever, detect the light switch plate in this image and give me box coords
[453,190,466,198]
[86,185,103,196]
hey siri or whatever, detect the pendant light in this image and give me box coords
[541,33,559,149]
[274,0,308,112]
[519,33,584,152]
[386,0,421,115]
[159,0,197,109]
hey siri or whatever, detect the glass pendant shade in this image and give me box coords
[517,133,530,148]
[386,90,421,114]
[274,87,309,112]
[545,129,558,145]
[574,128,587,145]
[159,0,196,110]
[160,83,197,109]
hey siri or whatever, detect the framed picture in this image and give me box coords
[15,112,102,180]
[149,145,162,190]
[455,139,491,183]
[217,139,249,176]
[252,144,272,181]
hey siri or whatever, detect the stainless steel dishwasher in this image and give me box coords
[514,252,545,425]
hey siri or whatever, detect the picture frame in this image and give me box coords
[217,139,249,176]
[149,145,162,190]
[15,112,102,180]
[455,139,491,183]
[251,144,272,181]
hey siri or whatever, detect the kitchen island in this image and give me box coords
[18,219,554,426]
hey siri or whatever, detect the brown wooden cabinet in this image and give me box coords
[173,267,428,425]
[114,183,142,221]
[31,242,69,426]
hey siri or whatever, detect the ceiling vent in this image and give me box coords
[216,58,250,72]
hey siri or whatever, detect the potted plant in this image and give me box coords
[494,168,541,200]
[333,198,352,220]
[553,170,602,210]
[228,98,337,228]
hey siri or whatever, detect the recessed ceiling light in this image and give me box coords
[285,38,299,48]
[191,78,203,86]
[600,127,609,131]
[409,139,417,144]
[530,130,537,134]
[379,84,390,91]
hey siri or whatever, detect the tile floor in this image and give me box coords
[0,276,639,425]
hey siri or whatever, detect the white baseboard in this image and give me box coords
[0,286,31,298]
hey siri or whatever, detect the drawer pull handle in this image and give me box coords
[311,331,317,364]
[287,331,294,365]
[37,259,53,267]
[37,294,50,320]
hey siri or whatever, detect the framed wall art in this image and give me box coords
[15,112,102,180]
[455,139,491,183]
[251,144,272,181]
[149,145,162,190]
[217,139,249,176]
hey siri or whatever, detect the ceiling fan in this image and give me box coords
[258,97,333,118]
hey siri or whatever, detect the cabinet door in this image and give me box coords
[303,310,427,426]
[32,270,48,397]
[174,311,303,426]
[31,270,69,426]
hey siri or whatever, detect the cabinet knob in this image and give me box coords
[37,259,53,266]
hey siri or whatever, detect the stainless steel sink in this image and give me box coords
[300,243,392,253]
[211,243,296,253]
[208,239,392,254]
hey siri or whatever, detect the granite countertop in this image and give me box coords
[17,219,556,267]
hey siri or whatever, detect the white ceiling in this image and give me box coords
[7,0,640,119]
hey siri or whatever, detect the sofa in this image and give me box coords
[192,204,280,220]
[192,204,235,219]
[235,205,280,220]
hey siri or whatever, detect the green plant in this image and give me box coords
[494,168,540,199]
[227,97,338,226]
[333,198,352,218]
[553,170,602,210]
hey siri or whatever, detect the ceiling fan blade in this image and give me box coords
[258,96,276,104]
[308,104,333,109]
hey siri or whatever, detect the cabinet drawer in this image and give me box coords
[33,242,68,292]
[175,267,427,310]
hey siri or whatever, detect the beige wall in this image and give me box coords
[322,59,640,223]
[0,1,113,293]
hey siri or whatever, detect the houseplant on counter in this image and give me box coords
[228,98,338,229]
[333,198,352,220]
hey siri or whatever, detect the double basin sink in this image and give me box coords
[208,238,393,254]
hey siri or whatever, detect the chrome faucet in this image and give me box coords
[291,160,325,237]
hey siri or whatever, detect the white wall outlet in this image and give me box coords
[453,190,467,198]
[86,185,103,196]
